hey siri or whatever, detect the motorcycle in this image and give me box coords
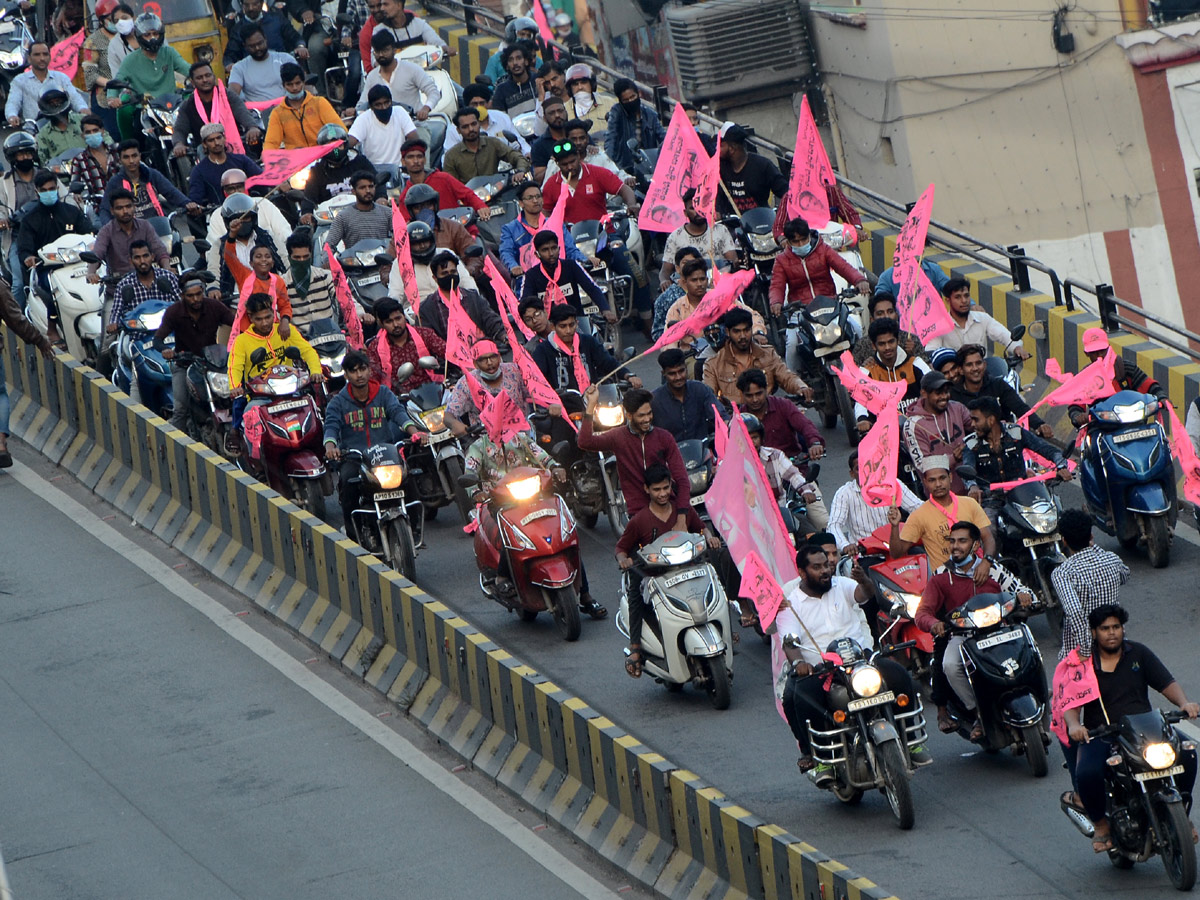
[112,296,175,419]
[237,346,333,517]
[466,172,520,252]
[401,373,472,523]
[857,525,935,683]
[942,592,1051,777]
[335,239,391,316]
[983,324,1027,393]
[320,13,356,109]
[678,437,716,522]
[177,344,234,455]
[1078,390,1176,568]
[310,192,359,264]
[791,635,928,829]
[728,207,779,349]
[396,43,458,163]
[614,530,733,708]
[303,317,349,396]
[570,218,634,341]
[793,288,863,445]
[24,234,105,366]
[342,438,423,580]
[0,2,32,115]
[462,465,584,641]
[1061,708,1197,890]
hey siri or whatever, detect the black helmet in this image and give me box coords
[37,89,71,120]
[739,413,763,437]
[403,182,439,213]
[406,221,436,264]
[133,12,163,52]
[317,123,349,164]
[220,192,257,225]
[3,131,38,166]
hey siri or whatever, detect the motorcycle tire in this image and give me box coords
[1107,849,1135,870]
[519,608,539,622]
[444,456,472,526]
[298,478,325,519]
[386,519,417,582]
[1020,725,1049,778]
[545,585,581,641]
[877,740,915,830]
[605,484,628,535]
[1154,797,1197,890]
[580,511,599,529]
[699,656,731,710]
[1145,515,1171,569]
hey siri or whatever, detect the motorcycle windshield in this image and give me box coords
[740,207,775,233]
[407,380,445,411]
[340,239,391,270]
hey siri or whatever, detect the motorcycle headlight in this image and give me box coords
[272,374,299,395]
[206,371,231,397]
[1016,502,1058,534]
[327,350,345,376]
[136,310,165,331]
[506,474,541,501]
[420,406,446,433]
[814,320,842,344]
[748,232,777,253]
[883,588,921,619]
[969,604,1003,629]
[43,248,81,264]
[1112,402,1148,423]
[576,238,598,258]
[1143,742,1176,770]
[289,167,311,190]
[0,49,25,68]
[595,405,624,428]
[850,665,883,698]
[370,464,404,489]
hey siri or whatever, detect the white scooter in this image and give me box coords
[615,531,734,709]
[24,233,106,366]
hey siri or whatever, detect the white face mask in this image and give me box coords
[116,18,135,34]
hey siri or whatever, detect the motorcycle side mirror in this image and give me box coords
[1009,324,1026,342]
[807,462,820,483]
[193,239,211,254]
[374,171,391,189]
[121,284,135,304]
[393,361,415,382]
[192,269,216,283]
[284,346,303,362]
[155,275,174,294]
[335,12,352,24]
[417,355,439,369]
[68,180,86,194]
[502,130,519,144]
[373,253,394,267]
[626,137,638,151]
[250,347,268,366]
[305,73,320,86]
[458,472,480,489]
[79,250,100,265]
[285,189,306,202]
[620,347,635,362]
[956,465,978,482]
[551,440,569,457]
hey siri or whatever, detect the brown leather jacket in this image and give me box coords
[0,280,50,354]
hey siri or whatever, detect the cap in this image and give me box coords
[400,138,428,154]
[722,124,748,144]
[1082,327,1109,353]
[472,340,499,361]
[919,454,950,474]
[220,167,247,186]
[929,348,957,372]
[199,122,225,140]
[920,371,949,392]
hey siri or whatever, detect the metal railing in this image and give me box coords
[424,0,1200,365]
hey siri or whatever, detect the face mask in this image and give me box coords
[479,365,501,382]
[14,158,34,173]
[415,208,437,227]
[84,132,105,149]
[103,19,118,32]
[116,18,134,34]
[620,100,640,117]
[791,237,816,258]
[373,106,393,124]
[285,89,306,101]
[38,189,57,206]
[435,272,459,291]
[236,221,255,238]
[290,259,311,281]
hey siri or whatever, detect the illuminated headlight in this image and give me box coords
[506,474,541,500]
[1017,502,1058,534]
[1112,402,1148,423]
[969,604,1003,629]
[594,405,624,428]
[206,371,231,397]
[136,310,165,330]
[576,238,597,258]
[814,320,842,344]
[44,249,81,264]
[646,541,701,566]
[1143,742,1177,769]
[689,470,709,493]
[289,167,312,190]
[420,406,446,433]
[884,588,921,619]
[271,375,299,395]
[748,233,777,253]
[850,665,883,698]
[370,464,403,489]
[327,350,345,376]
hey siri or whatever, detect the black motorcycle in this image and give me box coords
[943,592,1051,777]
[336,239,391,315]
[793,288,864,446]
[1062,708,1197,889]
[176,345,234,455]
[303,318,349,396]
[727,207,780,352]
[342,440,422,580]
[401,377,472,524]
[678,437,715,522]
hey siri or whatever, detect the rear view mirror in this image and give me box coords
[458,472,480,489]
[193,239,211,254]
[250,347,268,366]
[155,275,174,295]
[68,180,85,194]
[620,347,635,362]
[1009,324,1026,342]
[956,465,978,482]
[417,355,439,369]
[284,346,303,362]
[394,361,415,382]
[79,250,100,265]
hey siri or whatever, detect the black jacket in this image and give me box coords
[17,201,93,262]
[416,288,506,345]
[962,424,1066,489]
[519,258,607,317]
[950,375,1044,430]
[530,331,623,395]
[304,153,377,205]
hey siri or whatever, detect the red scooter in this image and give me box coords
[463,466,584,641]
[858,525,935,682]
[239,347,334,518]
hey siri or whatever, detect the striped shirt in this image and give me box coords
[827,477,923,551]
[325,202,392,252]
[1052,544,1130,659]
[286,267,337,331]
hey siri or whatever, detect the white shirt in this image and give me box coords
[348,106,419,165]
[664,222,736,267]
[776,576,872,667]
[926,308,1015,354]
[357,60,440,113]
[827,478,923,550]
[442,109,530,156]
[205,200,293,276]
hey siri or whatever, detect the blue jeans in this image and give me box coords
[0,348,10,436]
[7,241,24,300]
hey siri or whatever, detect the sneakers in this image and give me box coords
[808,763,836,789]
[909,744,933,767]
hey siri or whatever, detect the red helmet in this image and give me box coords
[95,0,119,17]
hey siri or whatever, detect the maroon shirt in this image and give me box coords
[915,571,1003,634]
[617,505,705,558]
[756,395,824,457]
[577,419,691,516]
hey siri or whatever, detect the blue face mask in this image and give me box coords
[415,208,437,227]
[38,189,57,206]
[285,89,306,101]
[84,132,105,149]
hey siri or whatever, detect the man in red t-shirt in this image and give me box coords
[541,141,656,332]
[395,138,489,227]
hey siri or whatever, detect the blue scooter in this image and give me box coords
[113,296,175,420]
[1078,390,1176,568]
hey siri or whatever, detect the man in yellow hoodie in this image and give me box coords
[228,292,323,454]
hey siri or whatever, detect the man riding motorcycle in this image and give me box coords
[303,124,377,205]
[1067,328,1168,429]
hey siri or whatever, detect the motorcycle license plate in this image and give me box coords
[975,629,1022,649]
[663,568,705,588]
[1134,765,1184,781]
[583,305,601,316]
[489,205,505,216]
[690,494,706,506]
[357,274,382,286]
[373,490,405,501]
[309,333,343,346]
[1022,533,1059,547]
[268,399,308,413]
[814,341,850,358]
[1114,427,1157,443]
[847,691,894,712]
[520,508,555,526]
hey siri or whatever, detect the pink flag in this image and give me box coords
[831,350,908,417]
[1026,349,1117,418]
[246,142,342,189]
[195,79,246,157]
[444,289,480,371]
[858,403,902,507]
[892,184,939,337]
[784,95,834,229]
[541,181,569,259]
[1050,649,1101,744]
[893,183,935,274]
[498,307,577,432]
[49,29,86,78]
[529,0,556,47]
[390,199,422,313]
[739,550,787,629]
[637,104,707,234]
[1044,358,1071,384]
[649,269,754,354]
[693,134,721,229]
[323,244,364,349]
[1163,400,1200,506]
[480,388,530,446]
[483,256,535,340]
[245,97,284,112]
[898,265,954,343]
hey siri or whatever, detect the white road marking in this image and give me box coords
[7,462,617,900]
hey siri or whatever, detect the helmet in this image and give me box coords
[37,89,71,120]
[739,413,763,437]
[403,182,439,213]
[406,221,436,264]
[95,0,119,17]
[3,131,37,166]
[134,12,163,51]
[505,16,537,42]
[564,63,595,90]
[220,192,257,225]
[317,123,349,164]
[552,12,571,29]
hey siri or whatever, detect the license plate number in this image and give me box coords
[1114,427,1157,443]
[663,568,705,587]
[268,399,308,413]
[690,494,706,506]
[976,630,1023,649]
[847,691,894,712]
[489,205,505,216]
[373,490,405,501]
[357,274,381,286]
[1134,764,1184,781]
[309,333,344,346]
[1023,533,1059,547]
[583,305,600,315]
[520,508,555,525]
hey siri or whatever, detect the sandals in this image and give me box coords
[1060,791,1085,814]
[937,708,956,734]
[625,645,643,678]
[580,593,608,619]
[1092,834,1113,853]
[796,755,817,773]
[969,719,985,742]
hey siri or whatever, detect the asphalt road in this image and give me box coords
[329,350,1200,900]
[0,461,653,900]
